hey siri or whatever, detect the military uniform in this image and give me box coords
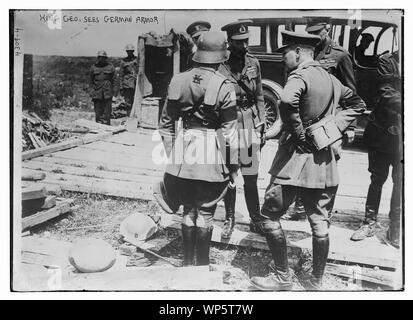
[155,31,238,266]
[89,54,115,125]
[119,55,138,115]
[219,20,266,237]
[250,30,366,291]
[351,52,402,246]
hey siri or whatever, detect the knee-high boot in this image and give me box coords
[195,226,213,266]
[243,175,263,234]
[181,224,196,266]
[250,222,292,290]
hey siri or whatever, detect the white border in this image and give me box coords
[2,0,411,300]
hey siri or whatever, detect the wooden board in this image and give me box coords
[22,170,46,181]
[63,265,225,291]
[22,199,73,230]
[22,185,47,201]
[74,119,123,132]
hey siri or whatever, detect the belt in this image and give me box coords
[183,118,218,130]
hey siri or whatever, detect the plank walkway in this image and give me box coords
[21,129,401,270]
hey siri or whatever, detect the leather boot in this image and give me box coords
[299,235,329,290]
[351,207,378,241]
[195,226,213,266]
[222,187,236,239]
[181,224,196,266]
[250,226,292,290]
[243,175,263,235]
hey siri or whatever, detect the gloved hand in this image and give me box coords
[343,130,355,144]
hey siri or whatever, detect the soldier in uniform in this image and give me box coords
[250,31,366,290]
[351,51,402,247]
[218,20,266,238]
[89,50,115,125]
[153,31,239,266]
[184,21,211,71]
[119,44,138,116]
[282,17,360,221]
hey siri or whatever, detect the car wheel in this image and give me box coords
[264,88,283,139]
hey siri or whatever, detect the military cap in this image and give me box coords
[276,30,321,53]
[125,44,135,51]
[305,16,331,33]
[97,50,108,57]
[221,20,253,40]
[186,21,211,38]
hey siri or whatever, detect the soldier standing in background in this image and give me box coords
[351,51,402,247]
[119,44,138,116]
[219,20,266,238]
[184,21,211,70]
[89,50,115,125]
[250,31,366,290]
[154,31,239,266]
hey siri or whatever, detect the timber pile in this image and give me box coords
[21,170,74,228]
[22,112,72,151]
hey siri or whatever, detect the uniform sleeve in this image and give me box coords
[336,53,357,92]
[158,78,181,156]
[119,60,124,89]
[254,59,265,127]
[280,74,307,141]
[217,82,239,173]
[335,78,367,132]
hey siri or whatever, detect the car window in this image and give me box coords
[277,25,285,48]
[249,26,262,46]
[332,25,342,45]
[377,27,399,55]
[356,26,382,55]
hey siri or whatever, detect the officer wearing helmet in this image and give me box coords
[249,30,366,291]
[154,31,239,267]
[218,20,265,238]
[119,44,138,115]
[89,50,115,125]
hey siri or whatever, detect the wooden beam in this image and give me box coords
[22,199,72,230]
[22,185,47,201]
[22,128,126,161]
[74,119,122,132]
[325,263,401,288]
[22,171,46,181]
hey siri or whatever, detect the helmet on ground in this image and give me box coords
[192,31,228,64]
[120,212,159,241]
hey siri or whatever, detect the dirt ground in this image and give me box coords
[28,190,358,291]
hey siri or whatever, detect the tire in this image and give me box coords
[264,88,283,139]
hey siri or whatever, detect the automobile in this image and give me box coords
[244,12,402,139]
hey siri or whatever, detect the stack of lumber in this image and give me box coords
[22,112,72,151]
[21,170,74,229]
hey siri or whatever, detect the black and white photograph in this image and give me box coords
[10,7,404,293]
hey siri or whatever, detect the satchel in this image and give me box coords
[306,115,342,150]
[305,74,342,150]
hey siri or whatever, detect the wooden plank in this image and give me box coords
[22,163,159,185]
[22,170,46,181]
[21,181,62,196]
[21,236,72,259]
[22,129,126,161]
[22,185,47,201]
[22,199,72,230]
[26,157,163,178]
[63,265,224,291]
[325,263,402,288]
[28,133,40,149]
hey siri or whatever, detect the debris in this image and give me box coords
[22,171,46,181]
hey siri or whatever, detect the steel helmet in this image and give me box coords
[119,212,159,241]
[97,50,108,57]
[193,31,228,64]
[125,44,135,51]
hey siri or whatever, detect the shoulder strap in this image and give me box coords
[222,64,256,102]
